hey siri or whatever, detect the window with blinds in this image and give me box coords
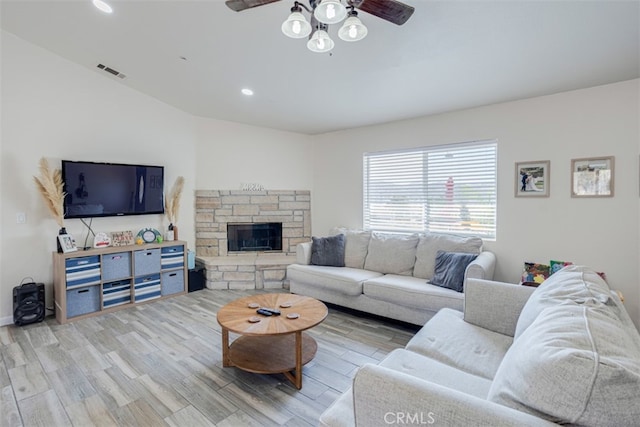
[363,140,497,239]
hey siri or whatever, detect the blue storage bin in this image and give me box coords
[134,273,161,302]
[161,245,185,269]
[67,285,100,318]
[65,256,101,288]
[102,252,131,281]
[103,279,131,308]
[134,249,161,276]
[161,271,185,296]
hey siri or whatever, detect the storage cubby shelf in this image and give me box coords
[53,241,188,324]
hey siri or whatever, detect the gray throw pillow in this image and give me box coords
[430,250,478,292]
[311,234,346,267]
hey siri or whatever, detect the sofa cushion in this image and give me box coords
[430,251,478,292]
[320,348,492,427]
[514,265,612,339]
[413,233,483,280]
[363,232,419,275]
[379,348,493,398]
[406,308,513,380]
[332,228,371,269]
[364,275,463,312]
[287,264,382,296]
[488,303,640,426]
[310,234,345,267]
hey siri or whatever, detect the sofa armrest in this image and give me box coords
[464,250,496,281]
[353,364,557,427]
[296,241,312,265]
[464,278,536,337]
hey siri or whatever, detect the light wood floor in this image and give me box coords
[1,289,418,427]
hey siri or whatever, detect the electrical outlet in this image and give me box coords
[16,212,26,224]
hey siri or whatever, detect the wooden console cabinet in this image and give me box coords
[53,241,188,324]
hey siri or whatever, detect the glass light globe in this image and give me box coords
[282,11,312,38]
[338,16,368,41]
[314,0,347,24]
[307,29,335,53]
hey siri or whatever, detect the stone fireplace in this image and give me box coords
[195,190,311,289]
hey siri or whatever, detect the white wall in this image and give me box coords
[0,32,198,324]
[0,31,314,326]
[195,118,313,190]
[311,80,640,327]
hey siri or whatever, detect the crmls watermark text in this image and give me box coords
[384,412,436,425]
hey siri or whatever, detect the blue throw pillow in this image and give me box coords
[311,234,346,267]
[430,250,478,292]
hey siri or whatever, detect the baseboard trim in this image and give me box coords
[0,316,14,327]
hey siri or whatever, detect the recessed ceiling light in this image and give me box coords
[241,88,254,96]
[93,0,113,14]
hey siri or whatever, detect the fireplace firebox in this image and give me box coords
[227,223,283,252]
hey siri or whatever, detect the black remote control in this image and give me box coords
[258,307,281,316]
[256,308,273,316]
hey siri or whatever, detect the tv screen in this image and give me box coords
[62,160,164,219]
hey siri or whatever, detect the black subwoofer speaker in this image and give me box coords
[13,282,45,326]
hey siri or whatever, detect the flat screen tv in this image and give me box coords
[62,160,164,219]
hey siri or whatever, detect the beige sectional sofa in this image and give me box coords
[319,265,640,426]
[287,230,496,325]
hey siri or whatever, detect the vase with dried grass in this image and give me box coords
[165,176,184,241]
[33,158,66,252]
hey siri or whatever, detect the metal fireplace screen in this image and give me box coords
[227,222,283,252]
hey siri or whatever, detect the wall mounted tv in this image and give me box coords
[62,160,164,219]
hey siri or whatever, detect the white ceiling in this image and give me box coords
[1,0,638,135]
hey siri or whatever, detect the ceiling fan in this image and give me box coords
[226,0,414,52]
[225,0,415,26]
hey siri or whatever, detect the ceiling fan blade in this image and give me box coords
[225,0,282,12]
[353,0,415,25]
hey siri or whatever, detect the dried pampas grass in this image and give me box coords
[33,157,65,228]
[165,176,185,225]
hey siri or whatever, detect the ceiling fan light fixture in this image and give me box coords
[307,29,334,53]
[314,0,347,24]
[338,15,367,41]
[282,10,312,38]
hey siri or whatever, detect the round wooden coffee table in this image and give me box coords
[216,293,328,389]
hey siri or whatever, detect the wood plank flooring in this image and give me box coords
[0,289,418,426]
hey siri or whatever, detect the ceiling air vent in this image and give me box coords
[96,63,127,79]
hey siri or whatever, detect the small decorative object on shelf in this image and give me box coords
[111,230,134,246]
[33,157,66,252]
[93,232,111,248]
[58,233,77,253]
[137,228,161,244]
[57,227,67,253]
[165,176,184,241]
[241,182,265,191]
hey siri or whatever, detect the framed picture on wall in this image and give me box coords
[515,160,550,197]
[571,156,614,197]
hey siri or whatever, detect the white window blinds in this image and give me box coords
[363,140,497,239]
